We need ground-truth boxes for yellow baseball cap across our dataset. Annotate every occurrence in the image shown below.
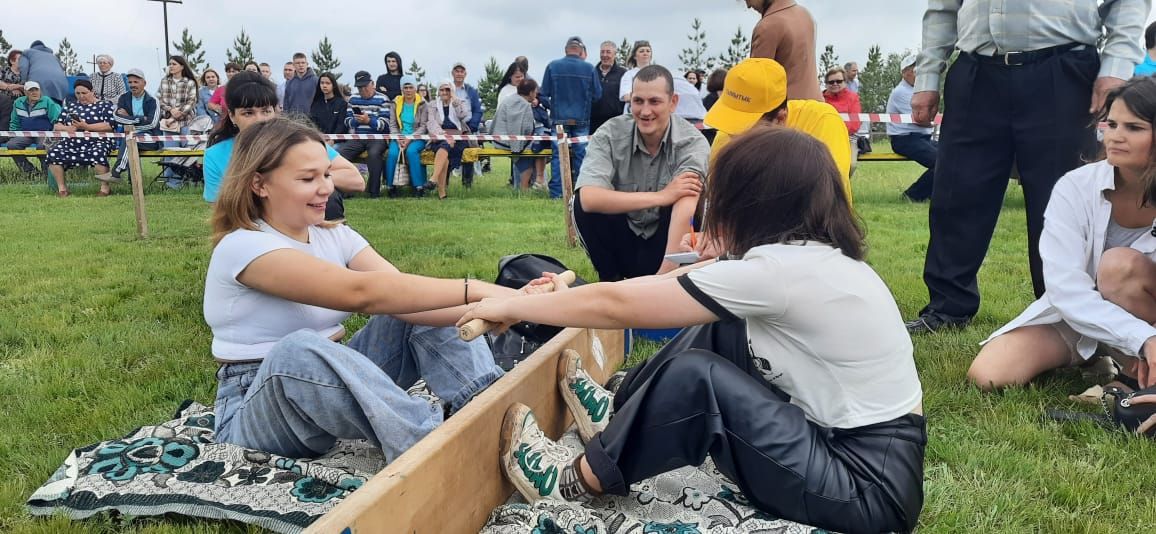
[704,58,788,135]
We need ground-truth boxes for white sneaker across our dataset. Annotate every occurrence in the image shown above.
[558,350,613,443]
[500,403,590,502]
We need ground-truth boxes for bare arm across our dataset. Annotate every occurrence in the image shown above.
[579,171,702,214]
[460,276,719,331]
[329,154,366,193]
[657,195,699,274]
[344,245,518,326]
[237,247,515,316]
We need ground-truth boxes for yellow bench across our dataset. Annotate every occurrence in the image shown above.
[0,149,204,157]
[416,147,553,166]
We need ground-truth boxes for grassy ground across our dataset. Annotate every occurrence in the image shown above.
[1,151,1154,533]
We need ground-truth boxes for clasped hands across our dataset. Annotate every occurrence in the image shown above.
[457,272,571,334]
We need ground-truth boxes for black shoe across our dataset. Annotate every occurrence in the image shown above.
[905,311,971,334]
[413,187,426,198]
[386,187,399,198]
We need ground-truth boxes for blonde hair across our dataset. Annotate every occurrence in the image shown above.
[210,116,340,246]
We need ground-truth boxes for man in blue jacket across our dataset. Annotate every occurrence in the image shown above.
[282,53,318,115]
[450,62,483,187]
[110,68,161,180]
[541,36,602,199]
[7,81,61,175]
[18,41,69,104]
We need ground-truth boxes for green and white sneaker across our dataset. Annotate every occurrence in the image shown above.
[500,403,592,503]
[558,350,614,443]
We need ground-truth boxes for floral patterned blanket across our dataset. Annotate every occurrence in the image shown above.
[29,402,827,533]
[480,432,828,534]
[27,401,385,533]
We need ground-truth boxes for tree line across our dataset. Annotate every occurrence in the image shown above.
[0,23,914,115]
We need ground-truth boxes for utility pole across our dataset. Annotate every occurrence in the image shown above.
[147,0,183,61]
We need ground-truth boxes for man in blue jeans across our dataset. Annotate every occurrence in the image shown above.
[887,54,936,202]
[541,36,602,199]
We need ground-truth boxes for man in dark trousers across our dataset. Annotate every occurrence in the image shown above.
[591,40,626,133]
[906,0,1149,334]
[541,36,602,199]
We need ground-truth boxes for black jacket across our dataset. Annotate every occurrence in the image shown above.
[591,63,627,133]
[310,95,349,135]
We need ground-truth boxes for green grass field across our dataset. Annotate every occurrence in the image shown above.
[1,152,1154,533]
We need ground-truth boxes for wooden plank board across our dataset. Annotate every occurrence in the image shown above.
[307,327,625,534]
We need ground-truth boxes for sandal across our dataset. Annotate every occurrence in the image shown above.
[96,190,111,197]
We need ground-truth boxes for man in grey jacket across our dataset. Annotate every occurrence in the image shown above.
[18,41,68,104]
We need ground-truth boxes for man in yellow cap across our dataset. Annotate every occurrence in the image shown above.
[704,58,852,203]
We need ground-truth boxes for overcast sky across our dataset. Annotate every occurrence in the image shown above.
[6,0,1156,87]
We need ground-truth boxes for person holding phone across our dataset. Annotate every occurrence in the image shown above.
[45,79,116,197]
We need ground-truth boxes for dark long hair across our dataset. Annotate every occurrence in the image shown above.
[167,55,197,85]
[704,125,865,260]
[497,62,527,93]
[206,71,278,147]
[312,72,339,104]
[1098,76,1156,204]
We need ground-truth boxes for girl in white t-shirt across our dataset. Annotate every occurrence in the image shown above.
[461,126,926,533]
[204,117,548,462]
[970,77,1156,397]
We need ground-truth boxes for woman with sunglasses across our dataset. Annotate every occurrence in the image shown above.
[822,66,862,176]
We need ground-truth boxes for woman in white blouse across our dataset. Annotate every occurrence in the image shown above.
[617,40,652,111]
[969,76,1156,391]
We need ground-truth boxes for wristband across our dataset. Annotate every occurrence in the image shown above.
[464,278,469,305]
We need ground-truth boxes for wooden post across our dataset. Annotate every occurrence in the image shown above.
[557,125,577,247]
[124,125,149,239]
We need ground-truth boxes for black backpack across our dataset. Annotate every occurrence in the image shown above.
[486,254,588,370]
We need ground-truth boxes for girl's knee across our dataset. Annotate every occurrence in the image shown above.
[966,357,1006,392]
[265,329,331,367]
[1097,247,1147,294]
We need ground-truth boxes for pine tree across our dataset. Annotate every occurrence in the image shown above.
[0,30,11,70]
[616,38,632,67]
[173,28,206,74]
[408,60,426,86]
[715,26,750,69]
[857,45,889,113]
[477,56,504,118]
[56,38,82,75]
[311,36,341,80]
[225,29,255,66]
[818,44,840,78]
[678,18,715,73]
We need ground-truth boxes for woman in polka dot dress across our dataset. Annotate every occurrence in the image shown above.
[46,79,117,197]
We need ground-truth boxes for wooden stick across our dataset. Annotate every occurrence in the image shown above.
[124,125,149,239]
[558,124,577,247]
[458,270,577,341]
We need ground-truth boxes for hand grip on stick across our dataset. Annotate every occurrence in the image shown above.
[458,270,577,341]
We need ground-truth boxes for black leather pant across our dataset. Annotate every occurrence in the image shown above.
[583,321,927,533]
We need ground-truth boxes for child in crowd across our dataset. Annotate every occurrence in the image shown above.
[202,71,362,219]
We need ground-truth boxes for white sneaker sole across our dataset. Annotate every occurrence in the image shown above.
[500,403,546,503]
[558,350,601,443]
